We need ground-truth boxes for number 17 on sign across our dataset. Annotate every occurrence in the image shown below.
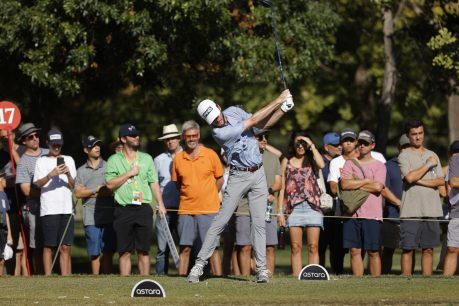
[0,101,21,130]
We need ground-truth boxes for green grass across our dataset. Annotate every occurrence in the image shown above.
[3,210,457,305]
[0,275,458,305]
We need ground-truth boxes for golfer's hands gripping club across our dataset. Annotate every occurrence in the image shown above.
[280,89,294,113]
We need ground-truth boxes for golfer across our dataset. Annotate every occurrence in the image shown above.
[187,89,293,283]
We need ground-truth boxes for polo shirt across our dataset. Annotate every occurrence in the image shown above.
[172,145,223,215]
[212,106,262,168]
[105,151,158,206]
[76,159,114,225]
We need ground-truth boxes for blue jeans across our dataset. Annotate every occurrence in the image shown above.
[155,211,177,275]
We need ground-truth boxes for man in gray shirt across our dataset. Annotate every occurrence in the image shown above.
[443,141,459,276]
[187,89,293,283]
[15,123,48,274]
[398,119,444,276]
[75,136,115,274]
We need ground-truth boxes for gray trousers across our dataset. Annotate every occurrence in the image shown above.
[196,166,268,271]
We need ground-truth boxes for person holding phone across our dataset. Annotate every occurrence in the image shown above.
[33,128,76,276]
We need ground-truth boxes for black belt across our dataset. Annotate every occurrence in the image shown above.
[230,163,263,172]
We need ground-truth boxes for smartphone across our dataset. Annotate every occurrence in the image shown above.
[57,156,65,166]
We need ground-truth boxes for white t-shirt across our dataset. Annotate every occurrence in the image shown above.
[371,151,386,163]
[33,155,76,216]
[327,155,346,183]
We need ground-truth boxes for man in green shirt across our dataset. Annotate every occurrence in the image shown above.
[105,123,166,275]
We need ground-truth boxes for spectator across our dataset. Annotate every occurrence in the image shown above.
[341,130,387,276]
[172,120,223,276]
[443,140,459,276]
[235,128,281,275]
[105,123,166,275]
[15,123,49,275]
[326,128,359,273]
[33,128,76,276]
[399,119,444,276]
[0,129,25,275]
[154,124,182,275]
[381,134,410,274]
[278,130,325,276]
[188,89,292,283]
[75,136,116,274]
[0,171,13,275]
[318,132,342,272]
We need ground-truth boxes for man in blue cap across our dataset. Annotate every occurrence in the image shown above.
[318,132,343,273]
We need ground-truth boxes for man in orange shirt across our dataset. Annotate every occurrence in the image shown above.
[172,120,224,276]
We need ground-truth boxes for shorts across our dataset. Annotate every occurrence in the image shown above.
[287,201,323,229]
[41,214,74,247]
[447,218,459,248]
[85,224,117,257]
[380,221,400,249]
[343,219,382,251]
[235,215,278,246]
[177,214,218,246]
[400,219,440,250]
[113,204,153,253]
[23,210,42,249]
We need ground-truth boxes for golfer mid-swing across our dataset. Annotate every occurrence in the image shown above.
[187,89,293,283]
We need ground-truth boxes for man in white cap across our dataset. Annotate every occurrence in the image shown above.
[34,128,76,276]
[188,89,292,283]
[154,124,182,275]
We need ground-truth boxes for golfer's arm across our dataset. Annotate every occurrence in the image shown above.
[244,98,281,131]
[257,108,285,130]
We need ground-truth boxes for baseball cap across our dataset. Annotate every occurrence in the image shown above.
[82,135,102,148]
[119,123,139,138]
[323,132,340,146]
[197,99,221,125]
[358,130,375,143]
[340,128,357,142]
[47,128,64,145]
[399,134,410,147]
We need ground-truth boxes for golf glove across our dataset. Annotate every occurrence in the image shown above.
[280,96,294,112]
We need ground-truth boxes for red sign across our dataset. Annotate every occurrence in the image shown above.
[0,101,21,130]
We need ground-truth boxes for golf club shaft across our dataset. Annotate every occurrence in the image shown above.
[51,214,74,272]
[269,5,287,89]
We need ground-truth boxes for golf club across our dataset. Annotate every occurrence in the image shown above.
[258,0,287,89]
[51,213,74,273]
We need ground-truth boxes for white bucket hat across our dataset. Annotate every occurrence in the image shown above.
[158,124,181,140]
[197,99,221,125]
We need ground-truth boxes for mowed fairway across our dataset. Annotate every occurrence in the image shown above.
[0,275,458,305]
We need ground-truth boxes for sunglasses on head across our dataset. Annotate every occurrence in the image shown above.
[256,134,269,141]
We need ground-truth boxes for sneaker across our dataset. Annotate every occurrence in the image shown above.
[187,264,204,283]
[256,269,270,283]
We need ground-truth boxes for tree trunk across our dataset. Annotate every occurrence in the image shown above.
[448,81,459,142]
[376,6,397,156]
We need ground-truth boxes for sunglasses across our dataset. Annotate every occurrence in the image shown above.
[184,133,199,140]
[256,134,269,141]
[358,141,372,147]
[295,140,310,149]
[126,134,139,138]
[26,133,39,141]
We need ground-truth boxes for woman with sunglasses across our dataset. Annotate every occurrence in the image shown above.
[278,130,325,276]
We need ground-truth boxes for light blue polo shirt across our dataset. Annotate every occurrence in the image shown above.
[212,106,262,168]
[154,151,180,209]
